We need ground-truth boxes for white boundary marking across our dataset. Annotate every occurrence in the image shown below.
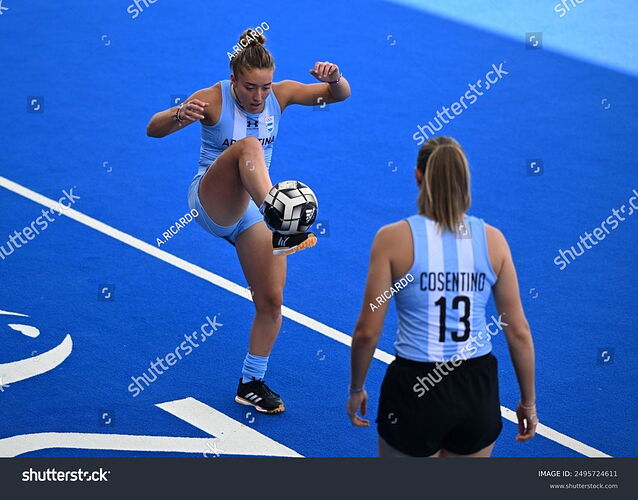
[0,176,611,457]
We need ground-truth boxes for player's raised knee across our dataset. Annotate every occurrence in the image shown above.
[238,136,261,151]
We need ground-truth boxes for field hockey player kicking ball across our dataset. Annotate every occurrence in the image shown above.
[147,28,350,413]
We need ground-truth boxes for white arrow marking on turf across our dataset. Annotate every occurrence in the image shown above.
[0,398,302,457]
[156,397,302,457]
[0,433,232,458]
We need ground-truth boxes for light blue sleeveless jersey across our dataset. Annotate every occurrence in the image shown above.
[394,215,498,362]
[196,79,281,177]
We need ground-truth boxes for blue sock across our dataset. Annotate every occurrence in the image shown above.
[242,353,269,383]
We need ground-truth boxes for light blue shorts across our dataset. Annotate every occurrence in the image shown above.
[187,174,263,246]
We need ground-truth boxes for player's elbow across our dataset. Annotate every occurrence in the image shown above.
[505,318,532,343]
[334,89,351,102]
[146,123,163,138]
[353,323,378,343]
[327,82,351,103]
[146,114,168,138]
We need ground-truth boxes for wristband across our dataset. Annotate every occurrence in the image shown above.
[518,401,536,410]
[328,74,342,84]
[175,102,185,124]
[349,385,364,395]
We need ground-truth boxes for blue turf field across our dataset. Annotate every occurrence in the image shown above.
[1,0,637,457]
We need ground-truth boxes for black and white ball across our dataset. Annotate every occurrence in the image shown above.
[263,180,318,235]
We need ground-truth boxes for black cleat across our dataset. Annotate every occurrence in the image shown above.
[235,378,285,414]
[272,231,317,256]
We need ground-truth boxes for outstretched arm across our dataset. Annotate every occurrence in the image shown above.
[274,61,351,111]
[146,88,216,138]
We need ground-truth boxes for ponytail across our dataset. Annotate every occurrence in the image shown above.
[416,137,471,234]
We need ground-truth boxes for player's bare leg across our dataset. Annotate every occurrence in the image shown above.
[198,136,270,226]
[199,136,316,256]
[233,222,287,414]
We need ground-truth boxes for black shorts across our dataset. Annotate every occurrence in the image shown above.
[376,352,503,457]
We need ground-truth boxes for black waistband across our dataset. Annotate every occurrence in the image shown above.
[393,352,494,369]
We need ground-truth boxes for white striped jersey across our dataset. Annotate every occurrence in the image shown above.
[196,79,281,177]
[393,215,498,362]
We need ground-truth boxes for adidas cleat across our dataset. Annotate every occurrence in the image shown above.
[272,231,317,256]
[235,378,285,414]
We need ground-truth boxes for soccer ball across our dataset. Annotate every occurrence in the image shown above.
[262,180,318,235]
